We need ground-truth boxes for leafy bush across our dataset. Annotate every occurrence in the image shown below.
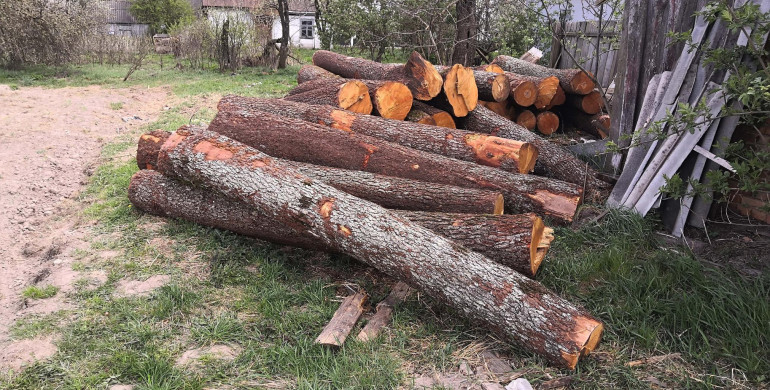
[0,0,106,69]
[130,0,195,34]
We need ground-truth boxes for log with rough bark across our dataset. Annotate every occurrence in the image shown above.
[209,101,580,222]
[475,64,505,74]
[289,78,413,120]
[480,100,515,120]
[137,131,505,214]
[312,50,443,101]
[516,109,537,131]
[492,55,595,95]
[316,292,367,347]
[460,105,611,201]
[505,73,538,107]
[297,64,341,84]
[406,101,457,128]
[434,64,479,117]
[284,80,372,114]
[397,211,554,276]
[560,107,610,139]
[129,169,549,273]
[464,69,510,102]
[357,282,413,342]
[217,96,538,175]
[565,90,603,115]
[152,128,603,368]
[536,111,560,136]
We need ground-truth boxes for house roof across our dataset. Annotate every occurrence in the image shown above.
[288,0,315,13]
[201,0,264,8]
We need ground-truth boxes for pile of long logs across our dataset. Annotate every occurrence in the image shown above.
[128,51,612,369]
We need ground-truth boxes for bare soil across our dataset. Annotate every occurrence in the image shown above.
[0,84,172,370]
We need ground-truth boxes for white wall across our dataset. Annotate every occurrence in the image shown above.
[272,14,320,49]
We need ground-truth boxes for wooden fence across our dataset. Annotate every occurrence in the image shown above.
[550,21,620,89]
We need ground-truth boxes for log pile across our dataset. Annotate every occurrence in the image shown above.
[127,51,613,369]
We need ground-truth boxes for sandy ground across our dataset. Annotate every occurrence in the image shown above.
[0,84,172,370]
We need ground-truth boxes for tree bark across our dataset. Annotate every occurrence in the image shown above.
[217,96,538,175]
[451,0,477,66]
[460,104,611,201]
[565,90,603,115]
[208,102,580,223]
[151,128,603,368]
[433,64,479,117]
[297,64,341,84]
[276,0,290,69]
[357,282,412,342]
[284,80,373,114]
[396,211,554,277]
[289,78,413,120]
[316,292,367,347]
[137,131,504,215]
[492,55,595,95]
[312,50,443,101]
[129,169,545,273]
[407,101,456,128]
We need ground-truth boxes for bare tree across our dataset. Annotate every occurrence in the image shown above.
[452,0,477,66]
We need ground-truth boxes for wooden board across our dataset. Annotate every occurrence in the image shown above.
[315,292,368,347]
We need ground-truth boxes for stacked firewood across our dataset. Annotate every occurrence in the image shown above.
[127,50,613,369]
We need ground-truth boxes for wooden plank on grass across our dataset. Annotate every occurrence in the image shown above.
[315,292,368,347]
[356,282,413,342]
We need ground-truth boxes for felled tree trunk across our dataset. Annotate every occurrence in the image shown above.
[460,105,611,201]
[476,64,504,74]
[136,131,505,215]
[434,64,479,117]
[511,73,560,109]
[560,108,610,139]
[297,64,341,84]
[129,170,545,274]
[312,50,443,101]
[536,111,560,136]
[152,128,603,369]
[406,101,457,128]
[284,80,372,114]
[546,84,566,109]
[397,211,554,277]
[493,55,595,95]
[480,100,515,120]
[515,109,537,131]
[565,90,603,115]
[217,96,538,175]
[208,102,580,223]
[289,78,413,120]
[453,69,510,102]
[505,73,538,107]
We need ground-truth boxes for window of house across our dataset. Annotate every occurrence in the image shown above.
[300,19,313,39]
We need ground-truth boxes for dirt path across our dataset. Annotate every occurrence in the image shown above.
[0,84,172,370]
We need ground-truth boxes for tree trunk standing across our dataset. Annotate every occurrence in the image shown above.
[313,0,331,50]
[276,0,290,69]
[152,128,603,369]
[451,0,477,66]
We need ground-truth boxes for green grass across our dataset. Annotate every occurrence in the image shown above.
[22,285,59,300]
[109,101,124,110]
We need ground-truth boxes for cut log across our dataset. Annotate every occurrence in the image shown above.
[492,55,595,95]
[285,80,372,114]
[129,169,538,271]
[506,73,559,109]
[480,100,515,120]
[406,101,456,128]
[560,107,609,139]
[137,130,170,170]
[434,64,479,117]
[515,109,537,131]
[476,64,505,74]
[289,78,413,120]
[505,73,539,107]
[312,50,443,101]
[548,84,566,108]
[536,111,560,136]
[520,47,544,63]
[467,69,510,102]
[460,104,611,201]
[217,96,539,175]
[566,90,603,115]
[316,292,368,347]
[153,128,603,368]
[357,282,413,342]
[209,100,580,222]
[136,131,505,215]
[397,211,554,277]
[297,64,341,84]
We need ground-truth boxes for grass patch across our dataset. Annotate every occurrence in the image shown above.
[109,101,124,110]
[22,285,59,299]
[10,311,69,340]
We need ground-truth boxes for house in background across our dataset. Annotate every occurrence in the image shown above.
[270,0,319,49]
[105,0,149,36]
